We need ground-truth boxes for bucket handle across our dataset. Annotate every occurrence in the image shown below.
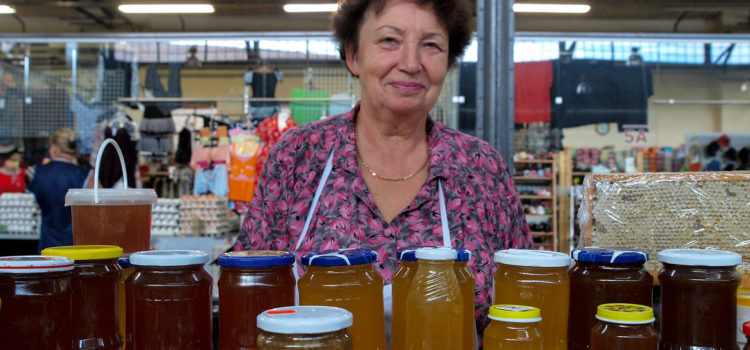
[94,138,128,204]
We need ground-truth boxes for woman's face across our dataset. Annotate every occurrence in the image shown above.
[346,0,449,117]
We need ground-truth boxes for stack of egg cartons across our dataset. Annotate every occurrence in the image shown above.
[0,193,41,236]
[151,198,180,236]
[178,194,231,237]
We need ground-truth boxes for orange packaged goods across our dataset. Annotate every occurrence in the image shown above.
[257,306,353,349]
[658,249,742,349]
[391,248,419,350]
[568,247,653,350]
[218,251,296,350]
[0,256,74,350]
[493,249,571,350]
[298,249,386,350]
[118,256,134,350]
[66,188,157,254]
[483,304,543,349]
[454,248,476,350]
[42,245,124,350]
[404,247,463,350]
[590,303,659,349]
[125,250,213,350]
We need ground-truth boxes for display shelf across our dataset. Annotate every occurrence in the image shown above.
[531,231,554,237]
[0,233,40,240]
[519,195,553,200]
[514,176,554,181]
[514,155,558,252]
[515,159,554,164]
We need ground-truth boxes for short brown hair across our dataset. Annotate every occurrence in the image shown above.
[332,0,473,69]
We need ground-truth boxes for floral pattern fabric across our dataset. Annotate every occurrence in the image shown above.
[236,105,533,331]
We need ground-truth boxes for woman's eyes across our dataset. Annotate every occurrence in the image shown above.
[425,42,443,51]
[377,37,445,52]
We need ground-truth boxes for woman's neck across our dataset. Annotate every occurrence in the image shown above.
[357,102,428,150]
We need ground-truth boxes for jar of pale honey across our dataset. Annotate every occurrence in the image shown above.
[483,304,542,349]
[298,249,386,350]
[494,249,570,350]
[257,306,353,349]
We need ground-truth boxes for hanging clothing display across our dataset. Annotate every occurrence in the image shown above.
[550,60,653,130]
[144,63,183,115]
[514,61,553,124]
[194,165,229,197]
[227,137,261,203]
[246,68,283,121]
[289,88,330,125]
[174,127,193,165]
[139,105,176,155]
[190,137,231,196]
[98,127,138,188]
[256,114,298,174]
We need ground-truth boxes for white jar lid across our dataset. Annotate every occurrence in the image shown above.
[257,306,353,334]
[0,255,74,274]
[65,188,157,206]
[494,249,571,267]
[130,250,209,266]
[415,247,457,261]
[658,249,742,267]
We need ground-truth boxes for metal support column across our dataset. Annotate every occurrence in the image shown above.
[476,0,515,167]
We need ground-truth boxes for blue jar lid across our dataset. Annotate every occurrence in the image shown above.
[572,247,649,264]
[218,251,295,268]
[118,256,132,268]
[455,248,472,262]
[397,247,420,262]
[301,249,377,267]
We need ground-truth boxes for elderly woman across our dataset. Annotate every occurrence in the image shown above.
[235,0,532,337]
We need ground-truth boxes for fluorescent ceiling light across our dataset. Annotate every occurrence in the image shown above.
[513,3,591,14]
[0,5,16,14]
[118,4,215,14]
[283,3,339,13]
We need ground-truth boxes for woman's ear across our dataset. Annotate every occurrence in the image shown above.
[344,44,360,78]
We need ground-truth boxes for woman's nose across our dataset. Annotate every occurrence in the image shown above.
[398,44,421,75]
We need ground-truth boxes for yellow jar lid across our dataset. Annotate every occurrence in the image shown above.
[738,289,750,307]
[596,303,654,324]
[488,304,542,323]
[42,245,123,261]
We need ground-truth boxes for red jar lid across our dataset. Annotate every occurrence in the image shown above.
[744,321,750,336]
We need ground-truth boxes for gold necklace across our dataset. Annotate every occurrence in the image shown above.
[355,123,430,182]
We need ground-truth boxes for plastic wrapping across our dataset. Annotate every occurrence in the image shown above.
[577,171,750,275]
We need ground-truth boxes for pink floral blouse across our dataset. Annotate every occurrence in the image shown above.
[235,105,533,330]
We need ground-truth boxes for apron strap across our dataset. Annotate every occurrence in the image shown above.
[294,151,335,253]
[438,179,451,248]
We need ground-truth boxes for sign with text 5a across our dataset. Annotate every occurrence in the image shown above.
[623,124,648,148]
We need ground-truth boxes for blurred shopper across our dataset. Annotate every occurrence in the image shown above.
[28,128,92,252]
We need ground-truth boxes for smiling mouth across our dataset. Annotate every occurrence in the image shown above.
[391,82,425,92]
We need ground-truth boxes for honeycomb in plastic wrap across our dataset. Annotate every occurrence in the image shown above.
[578,172,750,275]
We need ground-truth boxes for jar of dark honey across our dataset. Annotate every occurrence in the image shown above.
[125,250,213,350]
[42,245,123,350]
[218,250,295,350]
[590,303,658,349]
[659,248,742,349]
[0,255,74,349]
[568,247,653,350]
